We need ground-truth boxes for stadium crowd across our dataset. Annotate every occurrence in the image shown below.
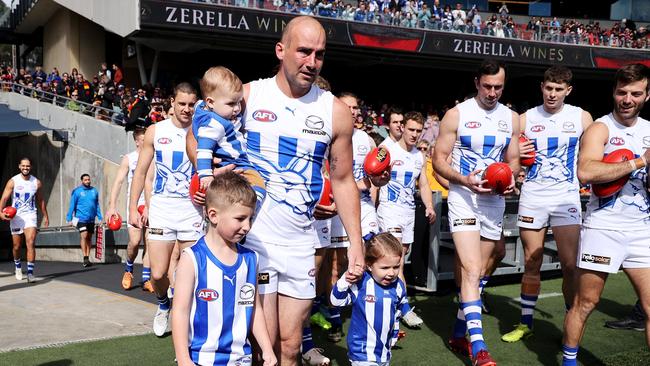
[187,0,650,48]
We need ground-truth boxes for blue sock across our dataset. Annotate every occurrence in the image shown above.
[562,344,579,366]
[125,259,134,273]
[452,305,467,338]
[330,306,342,328]
[462,299,487,358]
[401,300,412,315]
[479,276,490,294]
[521,293,538,329]
[27,262,34,275]
[157,295,170,311]
[14,259,21,269]
[142,267,151,282]
[311,295,322,316]
[302,327,315,353]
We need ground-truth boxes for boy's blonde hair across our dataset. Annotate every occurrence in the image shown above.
[206,171,257,211]
[200,66,243,99]
[364,233,402,267]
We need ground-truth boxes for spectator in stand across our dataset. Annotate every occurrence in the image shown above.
[46,68,61,84]
[112,64,123,86]
[492,21,506,38]
[32,66,46,83]
[125,88,150,130]
[341,3,355,20]
[498,2,509,19]
[75,74,93,103]
[420,112,439,144]
[354,2,368,22]
[451,3,466,26]
[64,91,84,112]
[298,0,312,15]
[441,5,453,30]
[71,67,79,81]
[98,62,112,82]
[431,0,442,29]
[14,68,26,84]
[417,3,430,29]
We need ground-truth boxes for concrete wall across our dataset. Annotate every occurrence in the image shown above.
[43,8,106,79]
[54,0,139,38]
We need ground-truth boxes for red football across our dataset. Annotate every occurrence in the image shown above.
[2,206,16,219]
[364,147,391,176]
[592,148,635,198]
[189,173,206,205]
[520,135,535,167]
[108,214,122,231]
[319,161,332,206]
[482,162,513,195]
[137,205,145,215]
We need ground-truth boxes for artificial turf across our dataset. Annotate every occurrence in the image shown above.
[1,273,647,366]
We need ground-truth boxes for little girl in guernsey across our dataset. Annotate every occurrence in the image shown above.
[330,232,408,366]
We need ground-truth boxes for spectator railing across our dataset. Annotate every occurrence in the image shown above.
[0,82,127,126]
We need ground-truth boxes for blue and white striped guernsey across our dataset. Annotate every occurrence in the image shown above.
[330,272,407,363]
[185,237,258,366]
[193,100,252,179]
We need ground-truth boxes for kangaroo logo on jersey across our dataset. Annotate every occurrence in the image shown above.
[238,283,255,306]
[157,137,172,144]
[365,295,376,303]
[196,288,219,302]
[154,159,192,196]
[531,125,545,133]
[610,137,625,146]
[253,110,277,122]
[465,121,481,129]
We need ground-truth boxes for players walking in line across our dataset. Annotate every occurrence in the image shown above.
[377,111,436,329]
[172,172,276,366]
[129,83,204,337]
[105,128,154,292]
[0,157,49,282]
[502,66,594,342]
[240,16,364,365]
[562,64,650,365]
[330,232,408,366]
[433,60,520,366]
[66,173,102,268]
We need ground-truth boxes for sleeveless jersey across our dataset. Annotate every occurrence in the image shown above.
[379,142,423,212]
[152,119,194,199]
[185,238,257,366]
[127,150,145,205]
[520,104,583,202]
[583,113,650,230]
[12,174,37,215]
[380,135,397,148]
[353,129,374,205]
[242,77,334,246]
[449,98,513,207]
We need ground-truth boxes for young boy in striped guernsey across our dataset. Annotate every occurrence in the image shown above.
[331,233,408,366]
[171,172,276,366]
[193,66,266,211]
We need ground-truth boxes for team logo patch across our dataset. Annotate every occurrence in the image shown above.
[305,115,325,130]
[393,160,404,166]
[365,295,376,303]
[148,227,163,235]
[308,268,316,277]
[157,137,172,144]
[252,109,277,122]
[531,125,545,133]
[238,283,255,305]
[518,215,534,223]
[258,272,270,284]
[643,136,650,147]
[581,253,611,265]
[321,227,329,234]
[196,288,219,302]
[609,137,625,146]
[465,121,481,129]
[453,218,476,227]
[568,207,578,213]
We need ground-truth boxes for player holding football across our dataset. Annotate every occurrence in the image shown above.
[502,66,593,342]
[562,64,650,365]
[433,60,519,366]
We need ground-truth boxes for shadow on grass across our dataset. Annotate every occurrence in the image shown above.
[37,361,73,366]
[0,268,96,292]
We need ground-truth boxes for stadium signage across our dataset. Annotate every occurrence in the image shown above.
[452,38,565,63]
[164,6,249,30]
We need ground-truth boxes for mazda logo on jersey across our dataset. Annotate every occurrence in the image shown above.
[238,283,255,306]
[609,137,625,146]
[252,110,277,122]
[358,145,369,154]
[563,121,575,131]
[643,136,650,147]
[531,125,545,133]
[157,137,172,144]
[465,121,481,129]
[498,120,508,130]
[196,288,219,302]
[305,115,325,130]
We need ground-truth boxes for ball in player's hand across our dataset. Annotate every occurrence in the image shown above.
[319,160,332,206]
[2,206,16,219]
[592,148,635,198]
[363,147,391,176]
[189,173,206,205]
[482,162,513,195]
[108,214,122,231]
[520,135,535,167]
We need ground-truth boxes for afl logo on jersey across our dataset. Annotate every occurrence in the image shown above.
[393,160,404,166]
[365,295,376,303]
[610,137,625,146]
[465,121,481,129]
[157,137,172,145]
[196,288,219,302]
[531,125,545,133]
[252,110,277,122]
[568,207,578,213]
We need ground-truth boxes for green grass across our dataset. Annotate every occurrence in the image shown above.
[1,273,647,366]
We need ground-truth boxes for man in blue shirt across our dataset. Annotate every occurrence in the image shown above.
[66,174,103,267]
